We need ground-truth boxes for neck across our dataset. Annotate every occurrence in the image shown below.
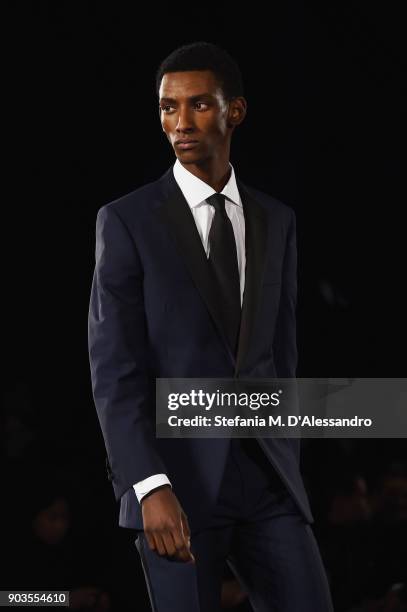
[178,155,231,193]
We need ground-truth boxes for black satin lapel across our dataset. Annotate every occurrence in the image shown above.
[235,182,268,375]
[155,175,236,366]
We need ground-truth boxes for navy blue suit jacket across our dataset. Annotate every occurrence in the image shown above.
[88,165,313,531]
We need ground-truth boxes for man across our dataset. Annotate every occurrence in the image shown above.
[88,42,333,611]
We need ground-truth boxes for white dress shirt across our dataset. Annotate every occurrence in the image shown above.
[133,159,246,502]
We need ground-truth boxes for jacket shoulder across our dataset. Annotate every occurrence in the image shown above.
[242,183,295,223]
[97,177,162,223]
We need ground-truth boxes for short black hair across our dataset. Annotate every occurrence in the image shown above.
[155,41,244,100]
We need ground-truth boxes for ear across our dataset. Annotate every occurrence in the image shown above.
[227,97,247,128]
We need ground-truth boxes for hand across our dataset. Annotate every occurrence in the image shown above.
[141,486,195,563]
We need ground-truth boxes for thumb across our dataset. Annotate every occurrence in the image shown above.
[181,510,191,540]
[181,513,195,563]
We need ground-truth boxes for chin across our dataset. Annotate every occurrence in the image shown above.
[175,151,206,165]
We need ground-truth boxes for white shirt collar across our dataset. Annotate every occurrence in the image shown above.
[173,158,241,210]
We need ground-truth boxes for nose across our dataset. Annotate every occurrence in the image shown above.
[176,106,194,134]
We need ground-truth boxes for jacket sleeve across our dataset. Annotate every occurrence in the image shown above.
[272,208,300,461]
[88,204,167,501]
[272,207,298,378]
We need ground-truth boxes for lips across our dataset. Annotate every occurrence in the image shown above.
[175,139,198,144]
[175,140,199,149]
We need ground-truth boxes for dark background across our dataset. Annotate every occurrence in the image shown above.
[3,3,406,611]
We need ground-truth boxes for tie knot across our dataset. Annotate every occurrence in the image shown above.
[207,193,226,214]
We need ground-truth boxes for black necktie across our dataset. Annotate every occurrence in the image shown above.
[207,193,241,355]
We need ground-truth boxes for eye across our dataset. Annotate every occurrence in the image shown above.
[160,104,175,113]
[194,102,208,111]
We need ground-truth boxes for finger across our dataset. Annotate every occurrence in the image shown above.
[144,531,156,552]
[175,541,194,562]
[181,511,191,539]
[172,532,190,561]
[154,533,167,556]
[172,527,195,563]
[161,529,177,557]
[180,515,193,558]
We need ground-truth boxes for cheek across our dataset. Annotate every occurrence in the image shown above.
[205,116,228,138]
[160,117,171,134]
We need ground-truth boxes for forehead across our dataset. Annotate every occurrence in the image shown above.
[159,70,222,99]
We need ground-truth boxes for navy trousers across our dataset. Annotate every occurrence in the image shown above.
[135,439,334,611]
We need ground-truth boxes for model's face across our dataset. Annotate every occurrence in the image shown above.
[159,70,240,165]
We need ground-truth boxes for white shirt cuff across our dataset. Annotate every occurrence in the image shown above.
[133,474,172,503]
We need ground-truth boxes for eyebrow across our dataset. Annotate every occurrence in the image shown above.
[159,93,213,103]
